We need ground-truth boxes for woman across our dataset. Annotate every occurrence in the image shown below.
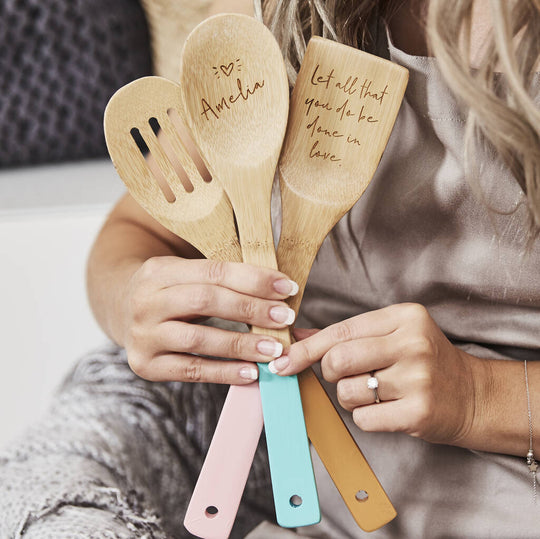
[2,0,539,537]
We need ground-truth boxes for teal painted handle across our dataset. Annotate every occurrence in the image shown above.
[258,363,320,528]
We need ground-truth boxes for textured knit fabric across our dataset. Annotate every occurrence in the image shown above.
[0,343,274,538]
[0,0,152,167]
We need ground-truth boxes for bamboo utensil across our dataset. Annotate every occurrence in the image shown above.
[277,36,410,311]
[179,13,319,528]
[276,36,409,531]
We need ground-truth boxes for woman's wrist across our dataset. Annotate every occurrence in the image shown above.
[88,256,146,347]
[107,258,148,346]
[452,353,531,457]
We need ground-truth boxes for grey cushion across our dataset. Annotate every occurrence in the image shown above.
[0,0,152,167]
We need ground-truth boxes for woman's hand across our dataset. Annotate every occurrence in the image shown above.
[270,303,487,446]
[120,256,298,385]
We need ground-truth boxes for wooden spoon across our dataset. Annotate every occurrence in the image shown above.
[103,76,241,262]
[179,14,319,529]
[276,36,409,531]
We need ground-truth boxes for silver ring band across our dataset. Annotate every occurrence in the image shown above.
[367,371,381,404]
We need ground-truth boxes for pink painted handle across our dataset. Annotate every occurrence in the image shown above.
[184,382,263,539]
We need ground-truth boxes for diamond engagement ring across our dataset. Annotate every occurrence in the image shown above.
[367,372,381,403]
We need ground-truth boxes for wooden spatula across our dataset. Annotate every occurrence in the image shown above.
[277,37,408,311]
[276,36,409,532]
[179,13,319,529]
[103,76,241,262]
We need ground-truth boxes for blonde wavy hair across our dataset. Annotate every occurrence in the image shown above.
[255,0,540,231]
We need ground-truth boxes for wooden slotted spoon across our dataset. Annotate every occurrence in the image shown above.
[179,13,319,528]
[276,36,409,531]
[104,75,266,539]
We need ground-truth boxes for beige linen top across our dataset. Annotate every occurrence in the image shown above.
[255,36,540,538]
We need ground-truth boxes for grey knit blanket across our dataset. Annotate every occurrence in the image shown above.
[0,343,273,538]
[0,0,152,167]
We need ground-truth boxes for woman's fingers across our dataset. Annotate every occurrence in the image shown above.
[336,364,405,411]
[351,400,413,434]
[155,321,284,362]
[121,255,302,384]
[268,306,403,375]
[128,351,260,385]
[157,284,296,329]
[139,256,299,299]
[266,302,478,446]
[320,336,397,383]
[269,303,434,375]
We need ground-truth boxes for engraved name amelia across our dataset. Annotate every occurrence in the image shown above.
[200,78,265,120]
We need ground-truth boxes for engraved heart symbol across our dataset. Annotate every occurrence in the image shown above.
[220,63,234,77]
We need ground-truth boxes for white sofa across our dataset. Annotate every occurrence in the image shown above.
[0,159,125,448]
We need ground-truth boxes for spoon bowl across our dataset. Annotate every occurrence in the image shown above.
[180,13,289,263]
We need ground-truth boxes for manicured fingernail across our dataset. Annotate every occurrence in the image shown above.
[256,340,283,358]
[273,279,299,296]
[269,306,296,325]
[239,366,259,380]
[268,355,290,374]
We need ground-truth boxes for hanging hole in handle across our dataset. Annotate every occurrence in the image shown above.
[205,506,219,519]
[355,490,369,502]
[289,495,303,508]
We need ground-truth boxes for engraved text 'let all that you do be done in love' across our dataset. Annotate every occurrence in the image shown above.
[304,64,390,166]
